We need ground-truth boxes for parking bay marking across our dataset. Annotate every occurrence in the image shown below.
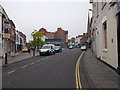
[29,63,35,65]
[8,70,16,74]
[21,65,28,69]
[37,60,41,62]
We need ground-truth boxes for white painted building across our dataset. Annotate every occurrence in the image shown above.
[75,36,82,45]
[16,30,21,52]
[0,5,3,57]
[42,36,48,42]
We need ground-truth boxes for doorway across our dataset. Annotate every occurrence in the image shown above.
[117,13,120,72]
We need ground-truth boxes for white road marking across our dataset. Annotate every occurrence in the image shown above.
[29,63,35,65]
[49,56,51,57]
[41,58,45,60]
[21,65,28,68]
[8,70,16,74]
[37,60,41,62]
[46,57,48,58]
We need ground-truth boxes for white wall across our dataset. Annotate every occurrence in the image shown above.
[94,7,118,69]
[75,37,81,45]
[0,12,3,57]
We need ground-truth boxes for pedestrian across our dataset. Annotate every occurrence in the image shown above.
[28,48,30,54]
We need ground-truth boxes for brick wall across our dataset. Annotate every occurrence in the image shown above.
[54,28,68,42]
[39,28,68,43]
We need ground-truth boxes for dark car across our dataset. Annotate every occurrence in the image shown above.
[54,46,62,53]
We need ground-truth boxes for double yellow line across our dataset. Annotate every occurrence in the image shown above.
[76,51,85,90]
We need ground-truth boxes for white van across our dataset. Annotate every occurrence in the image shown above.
[39,44,56,55]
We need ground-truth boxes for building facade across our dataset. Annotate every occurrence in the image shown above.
[9,20,16,56]
[0,5,27,57]
[0,5,3,57]
[80,33,89,46]
[75,35,82,46]
[39,27,68,43]
[2,6,11,57]
[90,1,120,72]
[54,28,68,43]
[18,31,26,51]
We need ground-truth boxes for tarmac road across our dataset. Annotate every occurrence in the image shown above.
[2,48,83,88]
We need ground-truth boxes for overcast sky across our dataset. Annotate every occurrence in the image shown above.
[1,0,92,42]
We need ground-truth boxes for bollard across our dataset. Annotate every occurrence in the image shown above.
[33,49,35,56]
[5,53,7,64]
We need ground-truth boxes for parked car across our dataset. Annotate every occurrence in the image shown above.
[81,46,87,51]
[69,45,73,49]
[54,46,62,53]
[22,47,29,52]
[39,44,56,56]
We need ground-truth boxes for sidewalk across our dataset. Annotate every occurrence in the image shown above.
[2,51,39,66]
[81,49,120,88]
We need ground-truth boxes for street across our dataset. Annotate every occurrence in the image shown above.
[2,48,82,88]
[1,1,120,89]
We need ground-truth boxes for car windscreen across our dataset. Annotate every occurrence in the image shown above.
[23,48,28,49]
[41,46,51,49]
[54,46,60,49]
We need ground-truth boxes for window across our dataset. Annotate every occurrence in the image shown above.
[4,28,9,33]
[103,21,107,49]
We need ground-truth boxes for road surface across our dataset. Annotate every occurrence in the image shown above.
[3,48,83,88]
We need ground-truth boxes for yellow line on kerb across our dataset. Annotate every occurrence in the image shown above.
[76,51,85,90]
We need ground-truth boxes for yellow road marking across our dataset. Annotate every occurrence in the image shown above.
[76,51,85,90]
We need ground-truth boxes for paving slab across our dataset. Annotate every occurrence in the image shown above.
[80,49,120,89]
[2,51,39,66]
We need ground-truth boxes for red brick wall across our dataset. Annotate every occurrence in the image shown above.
[38,28,68,42]
[46,32,55,39]
[39,28,47,35]
[80,38,88,46]
[54,28,68,42]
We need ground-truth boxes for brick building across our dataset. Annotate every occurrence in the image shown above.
[39,27,68,43]
[68,37,75,46]
[54,28,68,43]
[80,33,89,46]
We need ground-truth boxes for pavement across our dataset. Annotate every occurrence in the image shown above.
[80,49,120,89]
[1,50,39,67]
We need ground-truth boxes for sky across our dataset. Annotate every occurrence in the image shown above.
[0,0,92,42]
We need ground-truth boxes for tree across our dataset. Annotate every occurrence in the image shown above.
[31,30,46,47]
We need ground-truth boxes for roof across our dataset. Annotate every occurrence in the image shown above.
[45,39,64,42]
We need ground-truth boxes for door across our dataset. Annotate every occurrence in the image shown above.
[117,13,120,71]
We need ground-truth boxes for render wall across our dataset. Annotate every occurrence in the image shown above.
[94,4,118,68]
